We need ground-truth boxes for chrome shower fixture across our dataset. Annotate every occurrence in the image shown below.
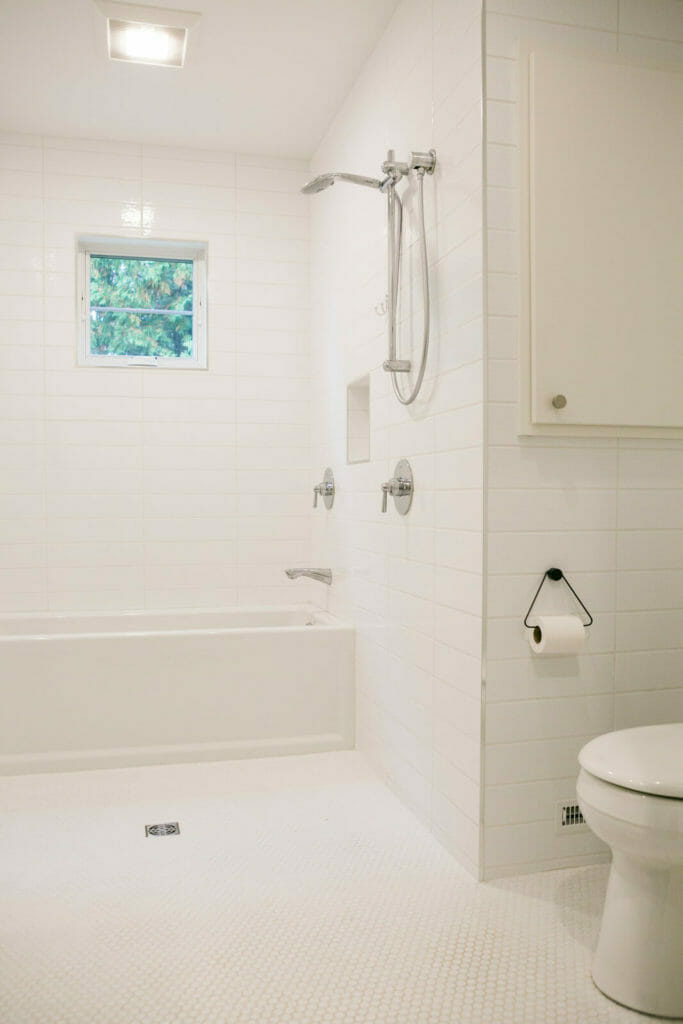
[381,150,436,181]
[313,467,335,509]
[301,172,384,193]
[381,459,414,515]
[302,149,436,405]
[285,568,333,586]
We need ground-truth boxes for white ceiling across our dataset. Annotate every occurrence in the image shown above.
[0,0,399,158]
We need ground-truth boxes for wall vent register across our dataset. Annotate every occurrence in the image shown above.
[556,803,586,833]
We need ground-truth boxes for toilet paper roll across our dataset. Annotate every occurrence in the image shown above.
[529,615,586,655]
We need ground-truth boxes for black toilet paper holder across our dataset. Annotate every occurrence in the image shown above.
[523,568,593,629]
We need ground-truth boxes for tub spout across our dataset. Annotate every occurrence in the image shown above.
[285,568,332,585]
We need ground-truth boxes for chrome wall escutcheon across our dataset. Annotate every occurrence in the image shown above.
[380,458,413,515]
[409,150,437,174]
[313,467,335,509]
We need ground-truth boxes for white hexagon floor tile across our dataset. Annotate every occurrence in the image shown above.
[0,751,675,1024]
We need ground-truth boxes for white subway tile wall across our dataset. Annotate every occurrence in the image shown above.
[2,0,681,886]
[0,135,313,611]
[309,0,485,877]
[483,0,683,877]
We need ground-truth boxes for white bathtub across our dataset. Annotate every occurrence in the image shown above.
[0,605,354,775]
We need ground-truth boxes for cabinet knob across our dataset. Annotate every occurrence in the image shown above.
[552,394,567,409]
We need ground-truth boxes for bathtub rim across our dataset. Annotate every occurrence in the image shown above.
[0,604,346,642]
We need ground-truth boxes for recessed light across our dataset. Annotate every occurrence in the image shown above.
[108,18,186,66]
[123,24,171,61]
[96,1,200,68]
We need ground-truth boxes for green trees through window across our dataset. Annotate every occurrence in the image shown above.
[89,255,194,359]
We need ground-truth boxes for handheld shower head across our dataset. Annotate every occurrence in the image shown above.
[301,171,384,195]
[302,174,336,194]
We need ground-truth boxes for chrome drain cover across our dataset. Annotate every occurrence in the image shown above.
[145,822,180,837]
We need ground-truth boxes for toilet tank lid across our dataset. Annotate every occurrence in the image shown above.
[579,724,683,798]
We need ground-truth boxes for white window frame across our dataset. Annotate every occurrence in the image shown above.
[77,236,207,369]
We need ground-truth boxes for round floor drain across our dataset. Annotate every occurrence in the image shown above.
[145,822,180,837]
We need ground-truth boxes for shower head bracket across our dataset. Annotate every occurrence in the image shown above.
[410,150,437,175]
[382,150,436,181]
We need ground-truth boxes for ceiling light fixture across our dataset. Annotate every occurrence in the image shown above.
[96,1,201,68]
[123,24,172,61]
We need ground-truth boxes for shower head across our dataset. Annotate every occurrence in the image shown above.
[301,171,384,195]
[302,173,336,194]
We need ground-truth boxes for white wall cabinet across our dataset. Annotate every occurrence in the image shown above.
[520,50,683,436]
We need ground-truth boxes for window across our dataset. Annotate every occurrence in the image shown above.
[77,237,206,368]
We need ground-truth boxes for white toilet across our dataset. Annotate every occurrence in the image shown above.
[577,724,683,1018]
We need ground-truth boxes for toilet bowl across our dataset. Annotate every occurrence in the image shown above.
[577,724,683,1019]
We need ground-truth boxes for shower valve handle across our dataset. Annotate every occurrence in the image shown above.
[381,460,414,516]
[381,476,412,513]
[313,469,336,510]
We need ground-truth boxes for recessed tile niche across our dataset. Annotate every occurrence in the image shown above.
[347,376,370,464]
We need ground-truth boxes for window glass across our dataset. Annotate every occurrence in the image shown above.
[89,255,194,360]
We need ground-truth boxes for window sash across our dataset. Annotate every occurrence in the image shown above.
[91,306,194,317]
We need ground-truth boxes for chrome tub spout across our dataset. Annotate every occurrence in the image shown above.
[285,568,332,585]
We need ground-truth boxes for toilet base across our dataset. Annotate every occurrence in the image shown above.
[592,853,683,1018]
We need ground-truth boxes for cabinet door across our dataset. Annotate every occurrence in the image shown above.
[527,51,683,430]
